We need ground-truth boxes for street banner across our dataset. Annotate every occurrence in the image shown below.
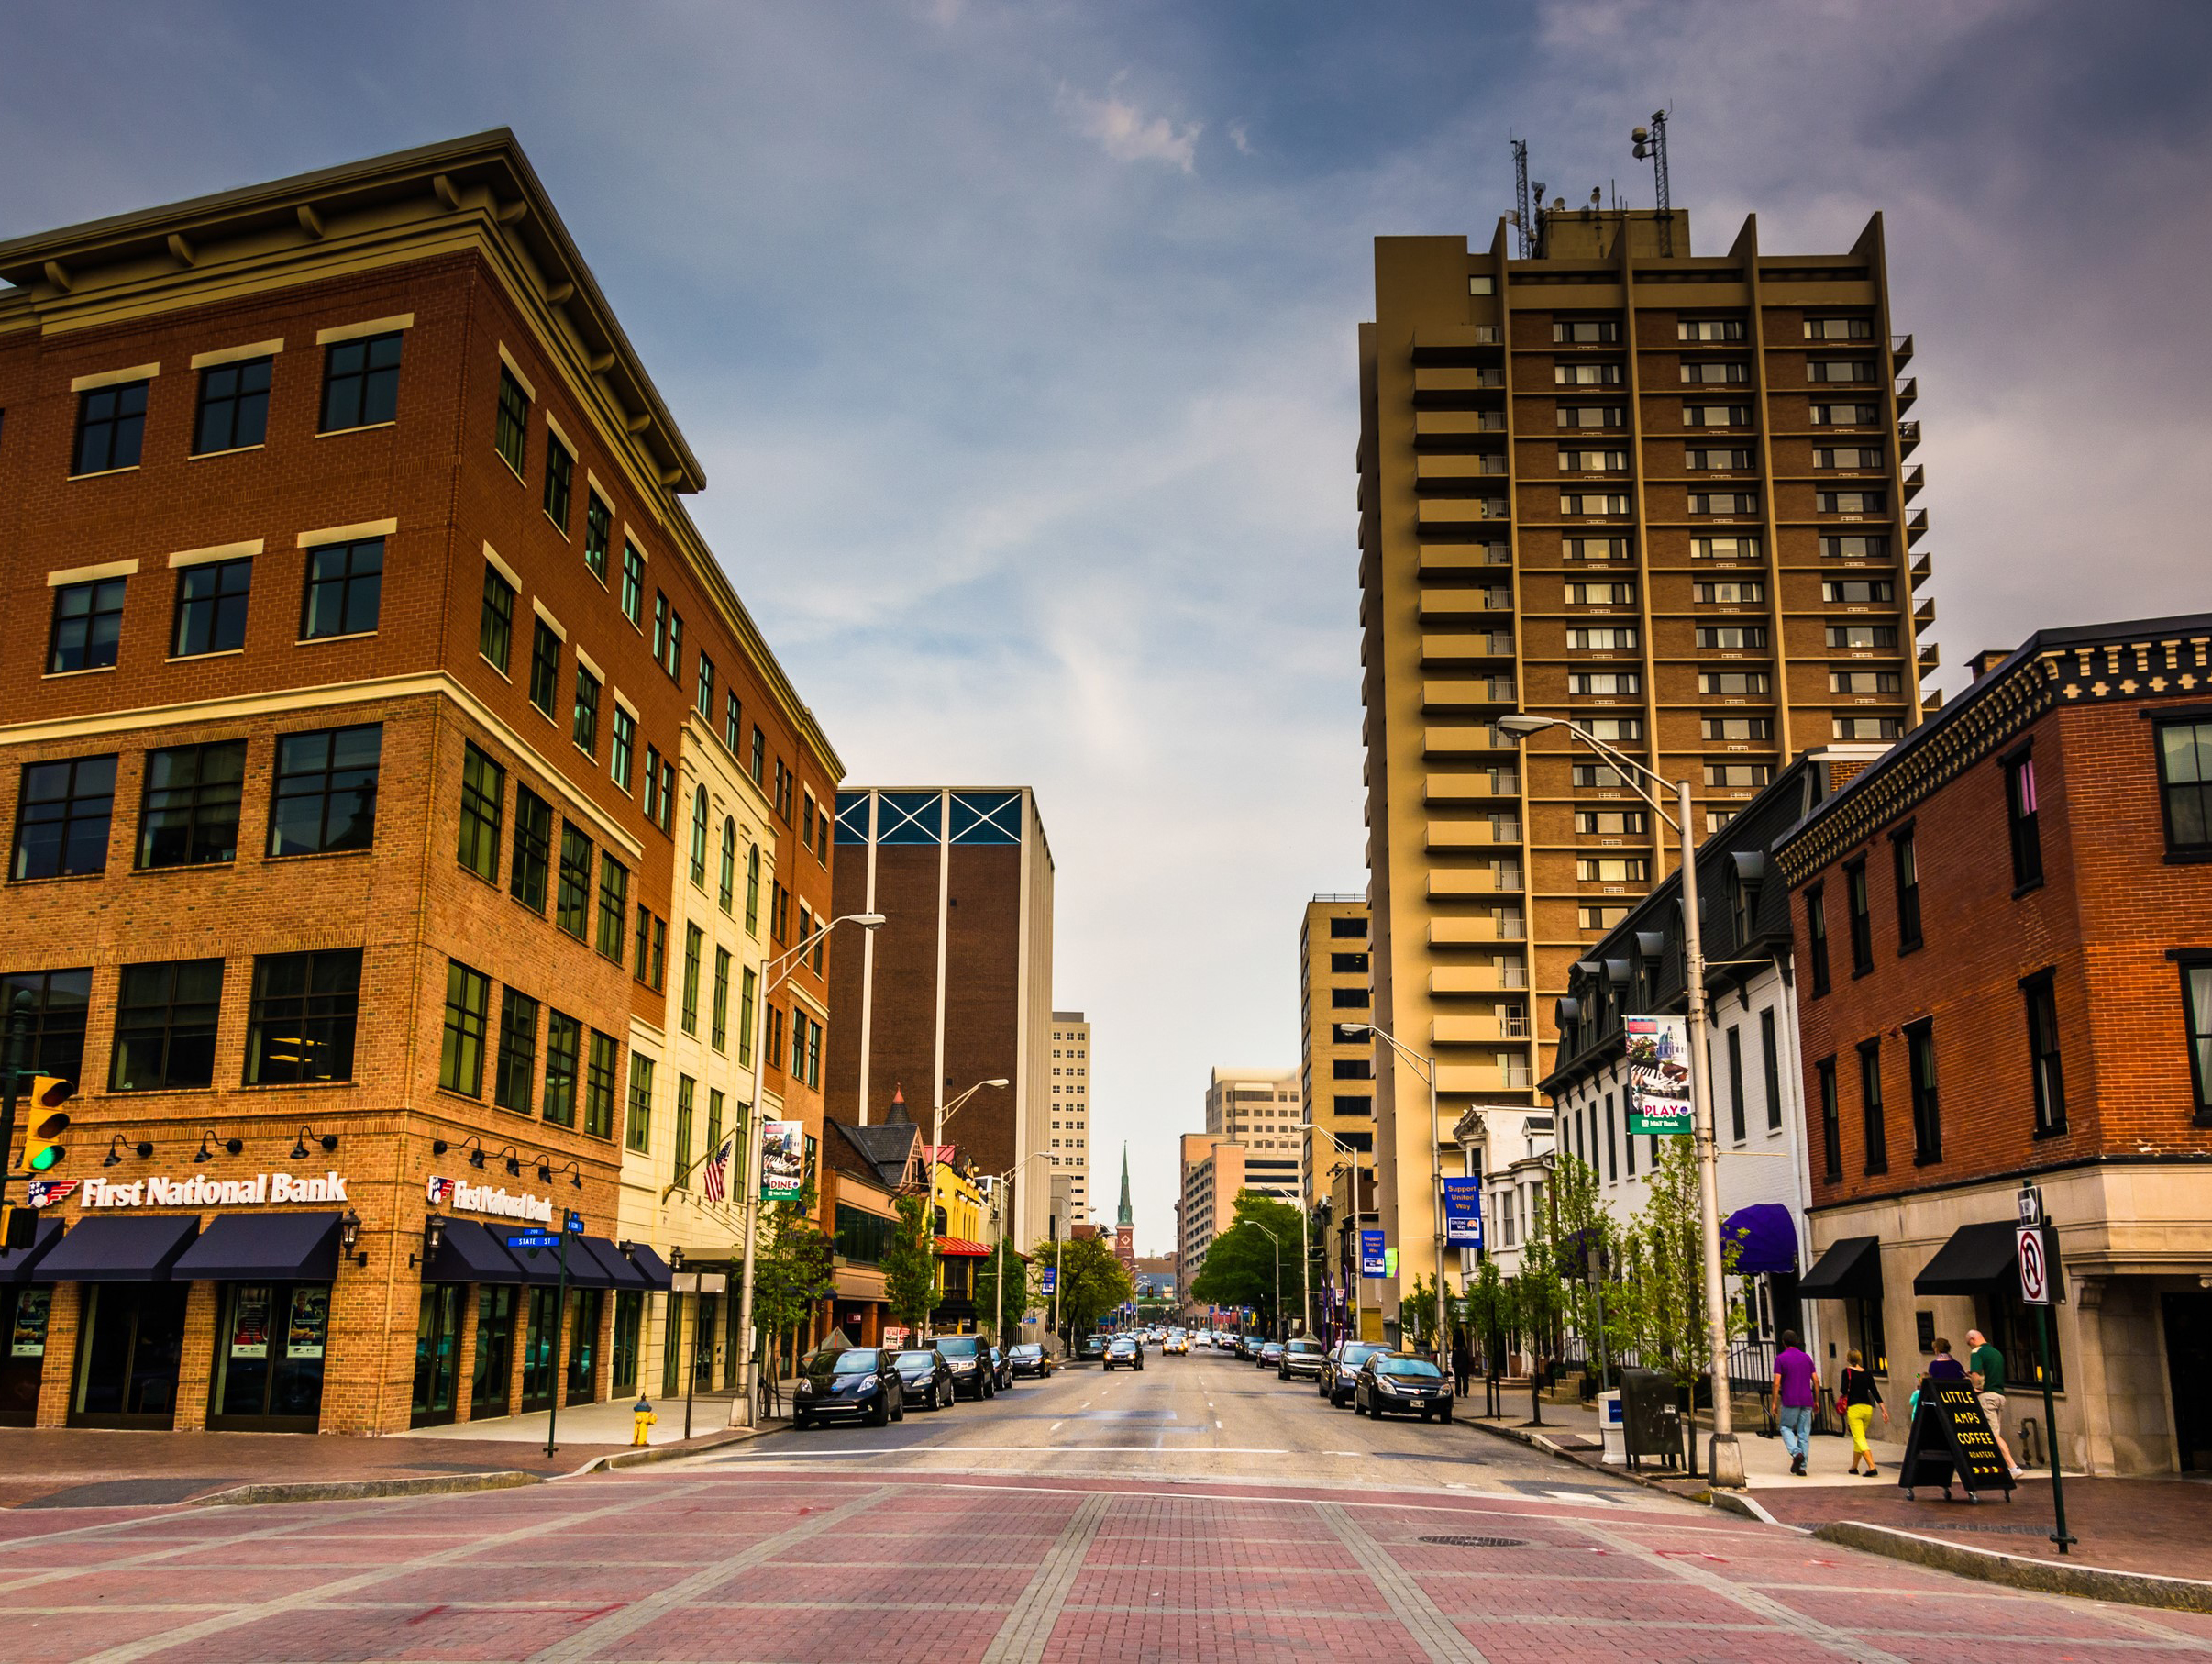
[1041,1266,1057,1295]
[1359,1229,1387,1278]
[759,1120,806,1201]
[1442,1178,1484,1247]
[1625,1015,1694,1136]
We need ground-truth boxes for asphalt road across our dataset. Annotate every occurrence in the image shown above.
[1,1348,2205,1663]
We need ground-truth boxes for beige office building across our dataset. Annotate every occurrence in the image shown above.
[1299,896,1374,1207]
[1048,1011,1092,1225]
[1359,205,1930,1326]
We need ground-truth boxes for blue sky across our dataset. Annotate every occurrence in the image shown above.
[7,1,2209,1246]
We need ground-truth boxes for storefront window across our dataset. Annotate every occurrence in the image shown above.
[521,1286,559,1414]
[2,1287,51,1425]
[209,1281,328,1428]
[612,1291,641,1394]
[1848,1293,1888,1377]
[1979,1287,2062,1391]
[694,1294,719,1391]
[72,1285,187,1427]
[413,1285,459,1426]
[660,1292,683,1395]
[568,1289,603,1404]
[472,1286,515,1418]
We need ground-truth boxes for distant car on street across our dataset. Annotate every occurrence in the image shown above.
[1076,1333,1109,1363]
[1277,1337,1326,1381]
[1233,1333,1259,1359]
[1256,1341,1284,1370]
[1320,1341,1390,1407]
[791,1346,904,1430]
[1354,1351,1454,1422]
[891,1348,957,1412]
[1163,1331,1189,1355]
[988,1344,1012,1389]
[1007,1343,1052,1379]
[934,1334,997,1401]
[1102,1334,1145,1371]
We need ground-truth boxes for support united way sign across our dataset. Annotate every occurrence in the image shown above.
[1442,1179,1484,1247]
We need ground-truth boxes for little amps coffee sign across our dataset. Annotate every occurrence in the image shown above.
[67,1172,351,1209]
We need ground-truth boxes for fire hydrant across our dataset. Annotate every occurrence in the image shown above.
[632,1396,657,1447]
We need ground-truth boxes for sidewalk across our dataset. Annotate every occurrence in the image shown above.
[1452,1387,2212,1596]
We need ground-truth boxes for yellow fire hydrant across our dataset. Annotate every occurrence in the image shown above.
[632,1397,657,1447]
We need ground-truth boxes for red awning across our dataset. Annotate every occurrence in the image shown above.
[935,1237,991,1257]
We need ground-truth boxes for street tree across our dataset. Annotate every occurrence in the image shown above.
[1031,1232,1133,1347]
[750,1180,836,1392]
[973,1237,1035,1339]
[882,1193,939,1337]
[1189,1190,1303,1336]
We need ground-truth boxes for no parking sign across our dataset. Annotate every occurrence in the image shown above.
[2017,1223,2050,1304]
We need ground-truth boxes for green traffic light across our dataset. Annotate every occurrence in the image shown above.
[28,1146,62,1171]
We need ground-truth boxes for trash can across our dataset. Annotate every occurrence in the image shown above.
[1598,1390,1625,1465]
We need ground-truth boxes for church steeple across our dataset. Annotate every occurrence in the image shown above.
[1116,1144,1134,1228]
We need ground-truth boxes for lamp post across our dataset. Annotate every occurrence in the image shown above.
[733,910,886,1428]
[990,1150,1052,1341]
[924,1078,1008,1342]
[1496,711,1742,1488]
[1301,1122,1366,1347]
[1343,1023,1444,1359]
[1250,1224,1284,1341]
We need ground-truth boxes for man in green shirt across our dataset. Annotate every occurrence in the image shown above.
[1965,1328,2022,1477]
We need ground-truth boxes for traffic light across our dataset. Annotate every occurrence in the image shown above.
[2,1205,32,1252]
[20,1075,72,1174]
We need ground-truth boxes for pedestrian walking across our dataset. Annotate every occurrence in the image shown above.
[1773,1330,1819,1477]
[1838,1349,1888,1476]
[1926,1337,1968,1381]
[1965,1328,2024,1478]
[1451,1329,1474,1398]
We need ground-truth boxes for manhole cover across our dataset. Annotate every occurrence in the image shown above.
[1417,1535,1526,1548]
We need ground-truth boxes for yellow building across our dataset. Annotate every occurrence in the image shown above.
[1299,896,1373,1207]
[928,1157,994,1336]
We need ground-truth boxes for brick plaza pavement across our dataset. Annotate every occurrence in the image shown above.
[2,1468,2209,1663]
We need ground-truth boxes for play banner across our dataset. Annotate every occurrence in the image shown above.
[1625,1015,1694,1136]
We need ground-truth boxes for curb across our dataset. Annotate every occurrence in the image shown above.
[1812,1521,2212,1615]
[1454,1413,1718,1506]
[190,1470,543,1507]
[568,1423,770,1476]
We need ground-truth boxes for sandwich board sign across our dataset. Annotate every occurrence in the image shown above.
[1897,1379,2014,1502]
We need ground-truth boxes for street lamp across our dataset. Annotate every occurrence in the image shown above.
[1249,1224,1285,1342]
[923,1077,1009,1341]
[733,910,886,1428]
[1495,710,1742,1488]
[1302,1122,1367,1348]
[1341,1022,1445,1359]
[989,1150,1053,1342]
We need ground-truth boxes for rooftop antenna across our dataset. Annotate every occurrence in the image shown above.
[1510,135,1533,259]
[1631,107,1674,256]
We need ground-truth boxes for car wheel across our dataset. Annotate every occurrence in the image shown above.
[1438,1407,1452,1425]
[870,1397,890,1428]
[793,1412,811,1431]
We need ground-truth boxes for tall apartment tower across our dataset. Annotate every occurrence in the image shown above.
[1048,1009,1091,1223]
[1299,895,1374,1205]
[1359,205,1930,1320]
[1202,1067,1303,1204]
[826,787,1056,1251]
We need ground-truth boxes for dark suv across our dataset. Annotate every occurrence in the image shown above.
[935,1334,997,1401]
[791,1346,903,1430]
[1319,1340,1389,1407]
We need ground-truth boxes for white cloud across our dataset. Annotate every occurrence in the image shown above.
[1057,78,1201,172]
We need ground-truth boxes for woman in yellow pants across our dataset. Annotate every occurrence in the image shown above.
[1838,1349,1888,1475]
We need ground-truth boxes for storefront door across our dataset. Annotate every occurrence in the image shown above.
[611,1290,641,1395]
[71,1284,188,1428]
[694,1293,719,1392]
[1,1287,52,1426]
[520,1286,559,1414]
[208,1282,330,1432]
[567,1288,603,1405]
[471,1286,516,1419]
[2164,1292,2211,1472]
[412,1285,460,1427]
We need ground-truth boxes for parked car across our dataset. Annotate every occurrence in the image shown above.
[1320,1340,1390,1406]
[891,1348,957,1411]
[1354,1351,1454,1421]
[1233,1333,1258,1359]
[1077,1333,1110,1363]
[791,1346,904,1430]
[1257,1341,1285,1370]
[935,1334,997,1401]
[988,1345,1012,1389]
[1163,1331,1189,1355]
[1102,1334,1145,1371]
[1277,1337,1327,1381]
[1007,1343,1052,1379]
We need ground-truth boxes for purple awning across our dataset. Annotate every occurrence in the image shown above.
[1722,1203,1798,1277]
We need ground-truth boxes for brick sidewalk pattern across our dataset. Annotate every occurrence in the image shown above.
[0,1469,2207,1663]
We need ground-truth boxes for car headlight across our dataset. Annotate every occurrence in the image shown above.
[1377,1378,1401,1393]
[857,1374,879,1392]
[796,1380,817,1397]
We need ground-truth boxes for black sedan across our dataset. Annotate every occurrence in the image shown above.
[1076,1333,1109,1364]
[989,1345,1012,1389]
[1006,1343,1051,1379]
[1101,1334,1145,1371]
[791,1346,904,1430]
[890,1348,957,1411]
[934,1334,998,1401]
[1319,1340,1389,1406]
[1354,1351,1454,1421]
[1256,1341,1284,1370]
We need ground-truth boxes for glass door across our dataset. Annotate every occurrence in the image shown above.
[71,1284,187,1428]
[470,1285,516,1419]
[1,1287,51,1426]
[411,1285,459,1427]
[567,1288,603,1405]
[208,1282,329,1432]
[693,1294,718,1392]
[611,1291,641,1395]
[519,1285,559,1414]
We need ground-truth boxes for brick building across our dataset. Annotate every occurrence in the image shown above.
[1776,616,2212,1474]
[0,132,840,1434]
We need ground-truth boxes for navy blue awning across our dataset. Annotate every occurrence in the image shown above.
[1723,1203,1799,1277]
[505,1232,589,1287]
[625,1244,674,1291]
[37,1215,199,1282]
[421,1219,522,1284]
[173,1213,340,1282]
[0,1217,66,1283]
[579,1237,647,1291]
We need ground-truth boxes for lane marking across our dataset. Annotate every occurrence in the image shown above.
[979,1491,1112,1664]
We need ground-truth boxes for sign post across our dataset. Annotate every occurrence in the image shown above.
[508,1214,581,1459]
[2018,1189,2076,1555]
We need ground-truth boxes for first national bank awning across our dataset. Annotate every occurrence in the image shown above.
[173,1212,341,1281]
[37,1215,200,1282]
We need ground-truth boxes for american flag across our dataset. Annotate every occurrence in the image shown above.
[702,1136,735,1204]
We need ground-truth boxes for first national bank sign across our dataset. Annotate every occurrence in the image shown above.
[78,1172,350,1208]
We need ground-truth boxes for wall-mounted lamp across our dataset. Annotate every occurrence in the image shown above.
[539,1158,582,1191]
[290,1126,340,1159]
[338,1208,368,1267]
[103,1135,154,1167]
[194,1128,243,1163]
[432,1134,487,1169]
[411,1212,448,1270]
[496,1146,522,1177]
